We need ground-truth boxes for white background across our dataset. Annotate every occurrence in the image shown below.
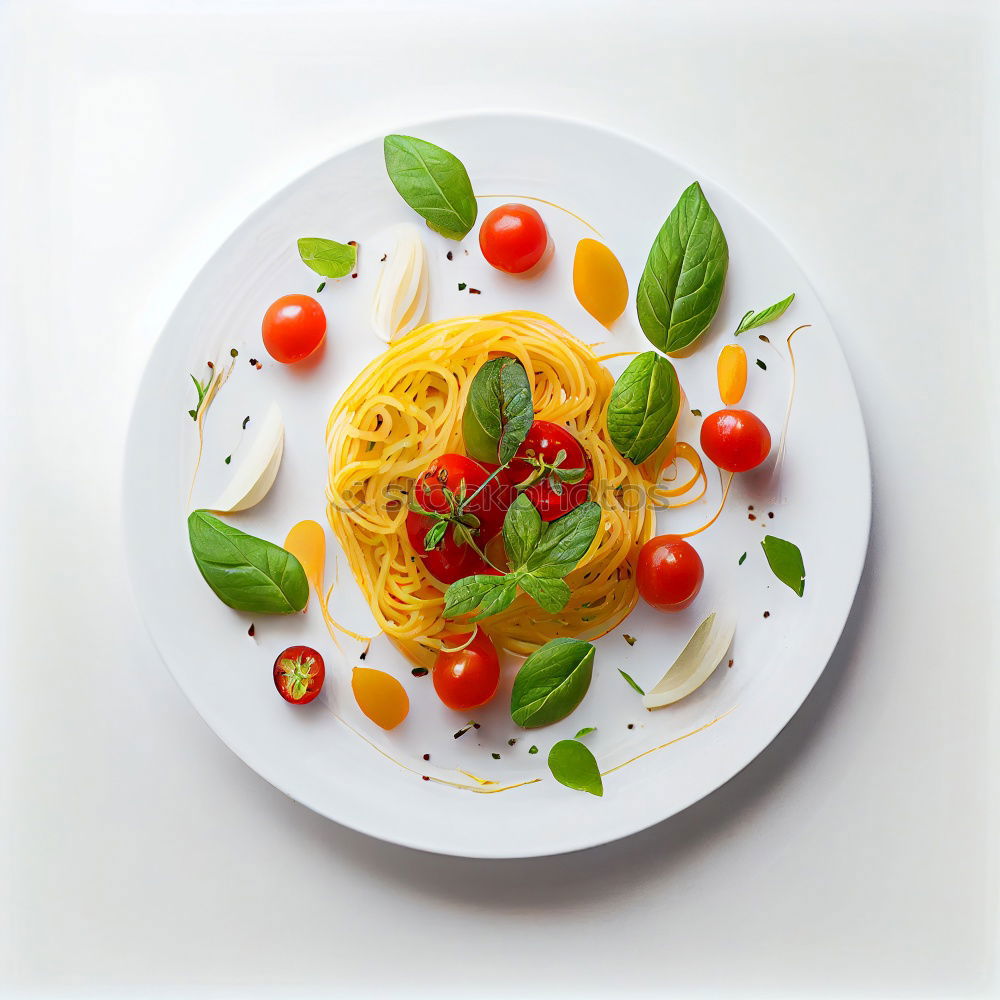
[2,0,998,996]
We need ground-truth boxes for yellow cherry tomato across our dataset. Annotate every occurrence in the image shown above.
[717,344,747,405]
[351,667,409,730]
[573,239,628,327]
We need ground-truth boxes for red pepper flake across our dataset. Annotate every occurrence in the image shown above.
[422,753,430,761]
[249,357,258,367]
[472,722,481,729]
[468,287,482,295]
[748,513,756,521]
[763,611,771,618]
[627,723,634,730]
[255,362,262,370]
[351,273,358,279]
[728,658,734,668]
[446,251,453,261]
[206,361,215,370]
[247,623,255,637]
[348,240,357,247]
[768,511,774,519]
[422,775,430,781]
[748,505,754,510]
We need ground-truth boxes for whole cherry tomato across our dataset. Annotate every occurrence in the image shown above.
[262,294,326,363]
[479,203,549,274]
[700,409,771,473]
[506,420,593,521]
[405,454,510,584]
[273,645,325,704]
[432,629,501,711]
[636,536,704,612]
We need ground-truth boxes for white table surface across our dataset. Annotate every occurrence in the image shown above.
[3,1,998,996]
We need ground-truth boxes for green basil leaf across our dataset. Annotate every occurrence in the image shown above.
[510,638,595,728]
[547,739,603,796]
[502,493,542,570]
[383,134,478,240]
[734,293,795,335]
[461,356,533,464]
[606,351,680,463]
[524,501,602,578]
[636,181,729,353]
[187,510,308,614]
[296,237,357,279]
[574,726,596,738]
[443,574,518,621]
[517,574,571,612]
[618,668,645,695]
[761,535,806,596]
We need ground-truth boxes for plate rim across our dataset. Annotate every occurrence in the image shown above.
[123,109,872,859]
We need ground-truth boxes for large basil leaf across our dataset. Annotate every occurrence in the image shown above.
[383,134,478,240]
[296,237,357,279]
[510,638,595,728]
[188,510,308,614]
[548,739,603,796]
[523,500,602,578]
[461,356,533,464]
[606,351,680,463]
[760,535,806,596]
[636,181,728,354]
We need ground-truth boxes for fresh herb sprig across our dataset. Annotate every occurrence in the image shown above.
[734,293,795,336]
[443,494,601,622]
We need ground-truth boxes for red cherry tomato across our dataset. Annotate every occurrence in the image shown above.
[405,454,510,584]
[637,536,704,612]
[506,420,593,521]
[273,645,325,704]
[479,203,549,274]
[432,629,501,711]
[262,294,326,364]
[700,409,771,473]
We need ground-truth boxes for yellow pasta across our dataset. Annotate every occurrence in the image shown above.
[325,311,675,668]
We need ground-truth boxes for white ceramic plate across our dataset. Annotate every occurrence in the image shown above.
[125,113,870,858]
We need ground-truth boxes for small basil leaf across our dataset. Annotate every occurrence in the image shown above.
[547,739,603,796]
[423,520,448,551]
[510,638,595,728]
[524,501,602,578]
[502,493,543,570]
[187,510,308,614]
[574,727,596,738]
[517,574,571,613]
[636,181,729,354]
[296,237,357,279]
[761,535,806,596]
[618,668,645,695]
[606,351,680,463]
[383,134,478,240]
[442,574,518,621]
[734,293,795,335]
[461,356,533,464]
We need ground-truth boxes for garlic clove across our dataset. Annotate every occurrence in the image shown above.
[642,612,735,709]
[371,224,428,342]
[213,402,284,513]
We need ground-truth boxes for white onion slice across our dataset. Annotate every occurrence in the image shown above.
[641,612,736,709]
[213,402,284,513]
[371,224,429,342]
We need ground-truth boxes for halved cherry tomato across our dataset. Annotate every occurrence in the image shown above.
[506,420,593,521]
[700,409,771,473]
[479,203,549,274]
[432,629,501,711]
[405,454,511,584]
[636,536,704,612]
[262,294,326,364]
[273,645,325,704]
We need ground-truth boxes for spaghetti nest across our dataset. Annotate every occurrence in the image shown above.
[326,311,669,668]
